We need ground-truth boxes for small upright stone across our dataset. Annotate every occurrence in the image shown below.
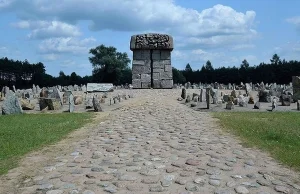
[92,96,102,112]
[69,93,74,112]
[254,101,260,109]
[2,93,23,115]
[272,97,277,111]
[181,88,186,99]
[226,101,234,110]
[185,95,191,103]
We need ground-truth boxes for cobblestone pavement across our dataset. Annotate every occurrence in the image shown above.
[1,90,300,194]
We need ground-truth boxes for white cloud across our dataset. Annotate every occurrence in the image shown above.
[12,20,81,39]
[287,16,300,25]
[271,41,300,61]
[0,0,13,8]
[41,53,59,61]
[38,37,96,54]
[0,46,8,53]
[287,16,300,33]
[5,1,257,49]
[231,44,255,50]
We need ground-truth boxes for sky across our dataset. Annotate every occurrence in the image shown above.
[0,0,300,77]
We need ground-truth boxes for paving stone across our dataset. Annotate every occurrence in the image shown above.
[214,189,233,194]
[209,179,221,186]
[127,184,145,191]
[235,186,249,194]
[149,185,165,192]
[185,182,199,191]
[140,169,160,176]
[46,190,64,194]
[274,185,291,193]
[104,185,118,193]
[37,183,54,190]
[186,159,200,166]
[118,174,137,181]
[82,191,96,194]
[142,177,160,184]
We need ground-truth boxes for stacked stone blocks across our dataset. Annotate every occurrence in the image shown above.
[130,33,174,89]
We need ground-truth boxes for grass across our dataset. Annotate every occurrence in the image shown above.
[0,113,93,175]
[213,112,300,171]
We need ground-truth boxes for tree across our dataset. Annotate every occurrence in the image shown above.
[240,59,249,69]
[205,60,214,71]
[185,63,193,72]
[70,72,79,85]
[270,54,281,65]
[172,67,186,84]
[239,59,250,82]
[89,44,131,84]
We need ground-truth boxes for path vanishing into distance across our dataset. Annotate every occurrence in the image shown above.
[1,90,299,194]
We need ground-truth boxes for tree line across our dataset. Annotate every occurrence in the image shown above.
[172,54,300,85]
[0,44,132,89]
[1,44,300,89]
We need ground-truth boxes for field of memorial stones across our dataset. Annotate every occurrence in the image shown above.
[0,83,135,115]
[177,78,300,113]
[0,82,300,194]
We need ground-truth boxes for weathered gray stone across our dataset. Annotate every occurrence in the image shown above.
[87,83,114,92]
[226,101,234,110]
[39,98,62,110]
[130,33,173,50]
[281,94,292,106]
[160,79,173,88]
[292,76,300,101]
[2,94,23,115]
[181,88,186,99]
[92,96,102,112]
[130,33,174,89]
[69,93,74,112]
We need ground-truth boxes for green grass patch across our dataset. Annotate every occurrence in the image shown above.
[213,112,300,171]
[0,113,93,175]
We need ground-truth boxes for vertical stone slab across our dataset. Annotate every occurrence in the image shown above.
[130,33,174,89]
[2,93,23,115]
[200,89,203,102]
[292,76,300,101]
[206,88,210,109]
[69,93,74,113]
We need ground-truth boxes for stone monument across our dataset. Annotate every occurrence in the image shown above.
[292,76,300,101]
[130,33,173,89]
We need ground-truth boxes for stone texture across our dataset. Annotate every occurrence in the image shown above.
[2,93,23,115]
[292,76,300,101]
[69,93,74,112]
[39,98,62,110]
[130,33,173,89]
[86,83,114,92]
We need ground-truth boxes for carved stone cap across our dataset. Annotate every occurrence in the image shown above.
[130,33,173,51]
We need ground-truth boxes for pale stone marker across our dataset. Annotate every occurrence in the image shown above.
[92,96,102,112]
[87,83,114,92]
[2,92,23,115]
[199,89,203,102]
[206,88,210,109]
[130,33,174,88]
[292,76,300,101]
[69,93,74,113]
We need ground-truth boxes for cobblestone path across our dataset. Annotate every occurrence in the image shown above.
[1,90,299,194]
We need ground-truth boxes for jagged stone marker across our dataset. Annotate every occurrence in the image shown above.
[130,33,174,89]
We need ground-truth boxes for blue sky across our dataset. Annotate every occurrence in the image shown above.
[1,0,300,76]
